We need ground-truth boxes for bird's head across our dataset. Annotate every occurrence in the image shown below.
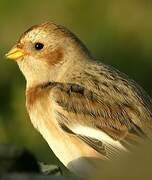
[6,22,90,87]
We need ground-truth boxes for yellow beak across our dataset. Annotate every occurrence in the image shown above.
[5,46,24,61]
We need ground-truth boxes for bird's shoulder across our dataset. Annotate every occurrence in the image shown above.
[26,84,50,112]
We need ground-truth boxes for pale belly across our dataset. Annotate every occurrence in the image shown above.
[28,99,104,175]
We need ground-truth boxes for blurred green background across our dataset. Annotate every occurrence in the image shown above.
[0,0,152,171]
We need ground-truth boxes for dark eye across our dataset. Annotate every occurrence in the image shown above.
[34,42,44,50]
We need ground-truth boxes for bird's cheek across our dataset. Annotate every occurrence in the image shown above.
[40,48,64,66]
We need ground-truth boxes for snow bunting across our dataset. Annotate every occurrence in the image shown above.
[6,22,152,176]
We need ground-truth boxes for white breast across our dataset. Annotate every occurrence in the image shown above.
[28,99,104,176]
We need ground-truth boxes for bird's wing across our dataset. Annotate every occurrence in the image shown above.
[46,82,147,157]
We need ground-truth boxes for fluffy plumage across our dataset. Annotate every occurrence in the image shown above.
[6,22,152,176]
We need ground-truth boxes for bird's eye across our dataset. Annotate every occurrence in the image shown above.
[34,42,44,50]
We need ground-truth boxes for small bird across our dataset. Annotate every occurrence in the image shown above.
[5,22,152,176]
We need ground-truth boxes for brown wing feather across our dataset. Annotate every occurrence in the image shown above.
[45,82,149,148]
